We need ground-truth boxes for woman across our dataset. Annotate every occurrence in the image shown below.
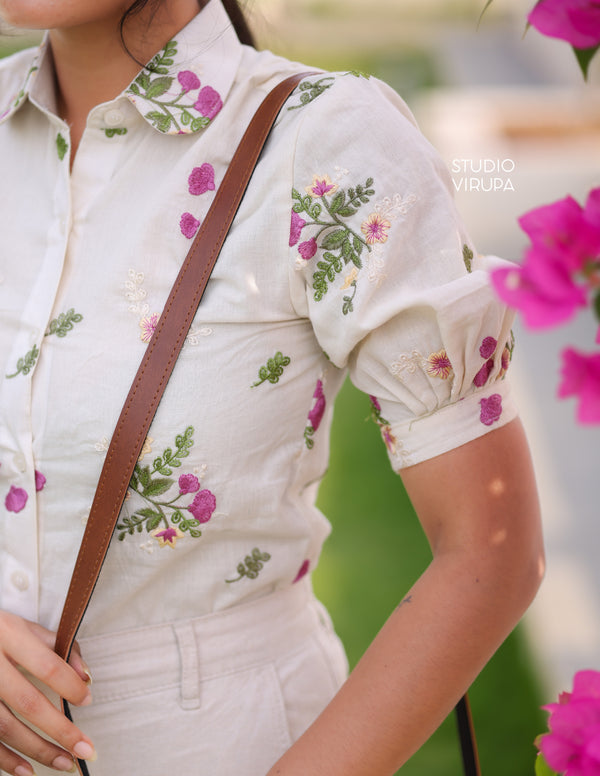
[0,1,544,774]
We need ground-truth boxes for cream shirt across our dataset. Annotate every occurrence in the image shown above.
[0,0,516,637]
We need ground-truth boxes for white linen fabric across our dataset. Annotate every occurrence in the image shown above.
[0,0,516,769]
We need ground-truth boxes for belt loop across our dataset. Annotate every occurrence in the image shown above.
[172,621,201,710]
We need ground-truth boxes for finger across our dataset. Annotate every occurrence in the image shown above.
[25,624,91,686]
[0,703,75,773]
[0,665,95,763]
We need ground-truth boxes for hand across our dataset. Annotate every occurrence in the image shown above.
[0,611,96,776]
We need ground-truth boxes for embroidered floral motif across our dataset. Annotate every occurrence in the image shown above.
[127,40,222,134]
[225,548,271,583]
[139,313,160,343]
[361,213,391,245]
[6,309,83,379]
[345,70,371,79]
[473,359,494,387]
[286,77,335,111]
[5,485,27,513]
[293,559,310,583]
[56,133,68,161]
[188,163,215,195]
[124,269,149,315]
[479,337,497,359]
[95,436,110,453]
[304,379,326,448]
[480,394,503,426]
[180,212,201,239]
[138,436,154,462]
[117,427,217,544]
[426,349,453,379]
[292,176,376,313]
[365,193,417,285]
[252,351,291,387]
[369,395,397,455]
[463,244,474,273]
[104,128,128,138]
[389,350,426,381]
[34,470,46,492]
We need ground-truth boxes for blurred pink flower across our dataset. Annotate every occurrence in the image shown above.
[194,86,222,120]
[178,473,200,495]
[5,485,28,513]
[177,70,201,93]
[528,0,600,49]
[187,489,216,523]
[479,394,502,426]
[479,336,497,359]
[298,238,318,261]
[289,210,306,247]
[539,670,600,776]
[308,379,326,431]
[34,470,46,492]
[558,348,600,424]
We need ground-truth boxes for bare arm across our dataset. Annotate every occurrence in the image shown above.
[267,417,544,775]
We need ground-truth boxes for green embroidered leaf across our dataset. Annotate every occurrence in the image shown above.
[304,425,316,448]
[105,128,128,138]
[225,548,272,583]
[56,133,68,161]
[45,309,83,338]
[252,351,291,387]
[353,236,363,255]
[337,206,357,218]
[137,466,152,489]
[181,110,192,126]
[342,281,357,316]
[329,191,345,214]
[128,83,141,96]
[462,244,474,273]
[321,230,347,250]
[146,515,162,532]
[349,251,363,269]
[145,111,173,133]
[136,508,162,520]
[191,117,210,132]
[6,344,39,379]
[130,471,139,490]
[144,76,173,99]
[142,477,173,497]
[342,239,352,260]
[189,528,202,538]
[136,71,151,90]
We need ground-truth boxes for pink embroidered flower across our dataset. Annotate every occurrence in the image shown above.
[194,86,223,120]
[308,379,326,431]
[5,485,27,513]
[289,210,307,247]
[382,425,397,455]
[558,348,600,424]
[305,174,338,199]
[369,395,382,413]
[180,212,201,239]
[178,473,200,495]
[34,470,46,492]
[293,559,310,583]
[187,489,216,523]
[539,670,600,776]
[479,394,502,426]
[298,238,318,261]
[188,163,215,196]
[426,349,453,379]
[473,358,494,388]
[150,525,185,549]
[528,0,600,49]
[479,336,497,359]
[139,313,160,343]
[177,70,201,92]
[361,213,391,245]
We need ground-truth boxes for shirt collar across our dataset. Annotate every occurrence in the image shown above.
[0,0,243,135]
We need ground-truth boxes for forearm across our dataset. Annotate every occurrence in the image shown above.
[267,548,540,776]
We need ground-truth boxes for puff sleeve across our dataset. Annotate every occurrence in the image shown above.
[287,74,517,470]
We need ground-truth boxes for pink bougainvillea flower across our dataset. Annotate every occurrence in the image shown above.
[361,213,391,245]
[491,247,588,329]
[539,670,600,775]
[479,336,497,359]
[178,473,200,495]
[177,70,201,92]
[298,237,318,261]
[194,86,223,120]
[180,212,201,239]
[150,525,185,549]
[187,489,216,523]
[293,559,310,583]
[473,358,494,388]
[188,163,215,196]
[308,379,326,431]
[426,349,453,379]
[289,209,307,247]
[34,470,46,492]
[305,174,338,198]
[5,485,28,513]
[479,394,502,426]
[528,0,600,49]
[558,348,600,424]
[139,313,160,343]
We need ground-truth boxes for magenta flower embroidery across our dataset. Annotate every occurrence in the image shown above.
[369,395,382,413]
[289,210,307,247]
[34,470,46,492]
[558,348,600,424]
[194,86,223,120]
[150,525,184,549]
[293,559,310,583]
[473,358,494,388]
[426,349,453,380]
[139,313,160,343]
[382,425,397,455]
[479,394,502,426]
[188,163,215,196]
[298,238,318,261]
[361,213,391,245]
[479,336,497,359]
[528,0,600,49]
[180,212,201,239]
[187,489,216,523]
[539,670,600,776]
[305,174,338,198]
[5,485,27,513]
[178,473,200,495]
[308,379,326,431]
[177,70,201,93]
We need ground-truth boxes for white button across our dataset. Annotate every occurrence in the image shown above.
[104,109,124,126]
[13,453,26,472]
[10,571,29,591]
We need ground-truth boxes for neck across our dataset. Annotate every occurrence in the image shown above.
[49,0,202,158]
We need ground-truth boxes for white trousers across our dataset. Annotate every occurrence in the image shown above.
[17,581,348,776]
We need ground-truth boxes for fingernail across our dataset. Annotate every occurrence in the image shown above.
[81,660,93,685]
[73,742,97,761]
[15,766,36,776]
[51,755,76,772]
[79,689,93,707]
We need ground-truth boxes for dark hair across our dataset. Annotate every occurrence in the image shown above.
[119,0,255,58]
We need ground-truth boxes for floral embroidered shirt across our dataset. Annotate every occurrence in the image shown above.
[0,0,517,636]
